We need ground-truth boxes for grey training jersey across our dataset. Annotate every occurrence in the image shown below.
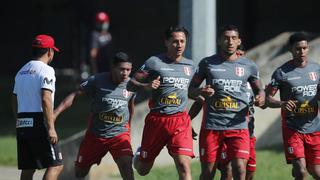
[81,73,135,138]
[192,54,260,130]
[246,83,255,137]
[140,54,196,114]
[270,60,320,133]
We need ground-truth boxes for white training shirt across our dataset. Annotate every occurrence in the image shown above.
[13,60,56,113]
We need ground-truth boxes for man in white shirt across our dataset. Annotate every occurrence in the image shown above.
[12,34,63,180]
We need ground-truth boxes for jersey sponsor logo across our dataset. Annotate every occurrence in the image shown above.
[80,80,88,87]
[293,101,316,115]
[235,67,245,77]
[184,66,191,76]
[214,96,239,110]
[291,84,317,97]
[16,118,33,128]
[19,69,36,75]
[102,97,127,108]
[160,93,182,105]
[99,112,123,123]
[123,89,131,98]
[309,72,317,81]
[163,77,190,90]
[212,79,242,92]
[43,77,53,85]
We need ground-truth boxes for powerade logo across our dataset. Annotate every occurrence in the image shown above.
[291,84,317,97]
[102,98,127,109]
[212,79,242,92]
[163,77,189,90]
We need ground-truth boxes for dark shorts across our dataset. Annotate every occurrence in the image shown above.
[75,131,133,168]
[16,112,63,170]
[17,137,63,170]
[139,111,194,162]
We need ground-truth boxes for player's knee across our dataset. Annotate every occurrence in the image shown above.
[136,167,151,176]
[292,166,308,178]
[75,167,90,178]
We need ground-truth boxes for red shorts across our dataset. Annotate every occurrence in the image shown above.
[218,136,256,171]
[199,128,250,163]
[283,126,320,165]
[75,131,133,168]
[139,111,194,162]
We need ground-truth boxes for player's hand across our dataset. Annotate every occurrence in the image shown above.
[200,85,215,97]
[254,94,265,107]
[149,76,161,90]
[281,100,298,112]
[48,128,58,144]
[192,128,198,140]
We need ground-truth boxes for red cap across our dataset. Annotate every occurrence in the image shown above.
[95,12,109,23]
[32,34,60,52]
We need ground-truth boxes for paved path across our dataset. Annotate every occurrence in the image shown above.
[0,166,44,180]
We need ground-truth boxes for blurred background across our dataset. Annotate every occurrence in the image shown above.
[1,0,320,179]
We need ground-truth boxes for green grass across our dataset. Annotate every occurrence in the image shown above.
[0,136,17,166]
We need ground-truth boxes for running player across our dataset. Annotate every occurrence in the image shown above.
[12,34,63,180]
[265,32,320,179]
[189,24,265,180]
[54,52,135,180]
[128,26,196,180]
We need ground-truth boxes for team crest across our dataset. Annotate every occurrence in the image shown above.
[184,66,191,76]
[235,67,245,77]
[122,89,131,98]
[309,72,317,81]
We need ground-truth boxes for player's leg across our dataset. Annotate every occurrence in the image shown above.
[20,169,36,180]
[114,155,134,180]
[292,158,308,179]
[218,145,233,180]
[134,112,168,176]
[43,165,64,180]
[199,128,221,180]
[226,129,250,180]
[75,132,108,178]
[200,162,217,180]
[283,127,307,179]
[305,131,320,179]
[110,132,134,180]
[246,136,256,180]
[219,162,233,180]
[168,112,194,180]
[173,155,192,180]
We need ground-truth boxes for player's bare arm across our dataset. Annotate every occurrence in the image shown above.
[188,76,214,99]
[42,89,58,144]
[250,79,265,107]
[265,85,297,111]
[128,95,135,122]
[53,89,84,120]
[127,72,161,91]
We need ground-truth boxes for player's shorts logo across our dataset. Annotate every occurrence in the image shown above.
[123,89,131,98]
[184,67,191,76]
[235,67,245,77]
[309,72,317,81]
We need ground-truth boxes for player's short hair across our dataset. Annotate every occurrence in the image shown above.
[218,24,240,38]
[165,26,189,40]
[289,32,309,47]
[31,47,49,58]
[112,52,131,66]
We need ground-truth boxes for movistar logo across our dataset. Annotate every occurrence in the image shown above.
[43,77,53,85]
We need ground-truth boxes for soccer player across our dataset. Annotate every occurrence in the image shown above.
[54,52,135,180]
[128,26,196,180]
[189,24,265,180]
[12,34,63,180]
[265,32,320,179]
